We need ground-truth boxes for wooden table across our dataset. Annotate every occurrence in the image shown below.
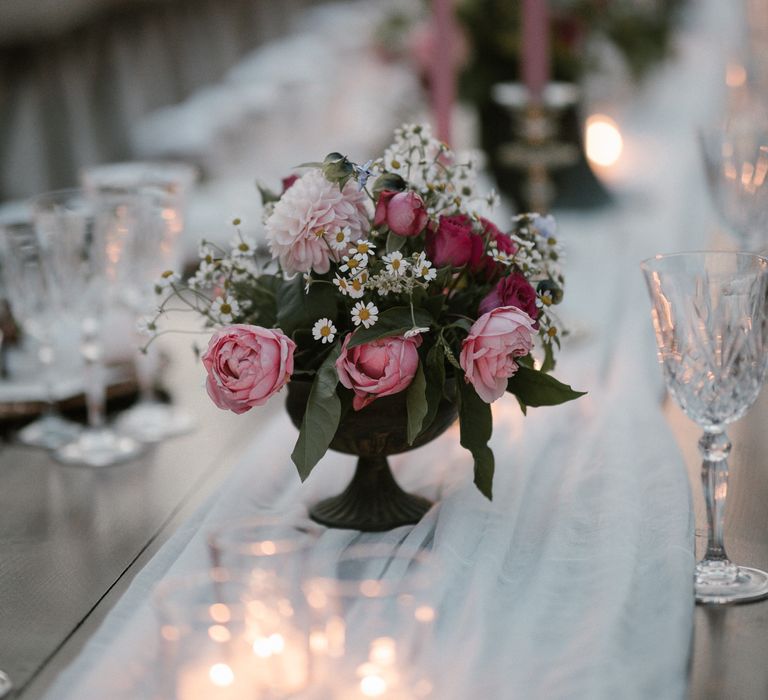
[0,334,267,699]
[1,334,768,699]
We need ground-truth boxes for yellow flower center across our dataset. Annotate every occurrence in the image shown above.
[321,326,331,337]
[335,231,346,243]
[348,258,359,270]
[391,260,400,270]
[314,227,326,238]
[357,243,370,254]
[359,308,370,321]
[220,303,232,315]
[351,279,363,291]
[547,327,557,337]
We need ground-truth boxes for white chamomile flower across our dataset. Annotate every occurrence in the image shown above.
[351,301,378,329]
[198,243,216,262]
[404,326,429,339]
[230,234,257,257]
[347,274,367,299]
[333,275,350,296]
[489,248,513,266]
[211,295,240,324]
[312,318,337,344]
[383,251,408,277]
[339,253,368,275]
[155,270,180,292]
[349,238,376,256]
[329,226,351,251]
[229,216,244,227]
[414,253,436,281]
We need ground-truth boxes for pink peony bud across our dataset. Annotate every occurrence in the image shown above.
[373,190,429,237]
[202,324,296,414]
[459,306,535,403]
[335,333,422,410]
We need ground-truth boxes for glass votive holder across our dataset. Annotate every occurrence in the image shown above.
[303,546,438,700]
[207,515,317,584]
[153,568,310,699]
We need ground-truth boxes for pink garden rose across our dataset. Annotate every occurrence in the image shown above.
[202,324,296,414]
[459,306,536,403]
[335,333,422,411]
[478,272,540,323]
[425,214,483,268]
[373,190,428,237]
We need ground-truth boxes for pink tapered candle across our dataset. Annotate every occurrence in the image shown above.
[431,0,456,145]
[521,0,550,102]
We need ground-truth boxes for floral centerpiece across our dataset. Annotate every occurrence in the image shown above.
[149,124,583,526]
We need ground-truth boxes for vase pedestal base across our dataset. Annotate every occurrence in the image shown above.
[309,455,432,532]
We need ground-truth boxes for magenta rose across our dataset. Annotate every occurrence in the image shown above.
[202,324,296,414]
[425,214,484,268]
[460,306,536,403]
[281,174,299,192]
[335,333,422,411]
[373,190,429,237]
[478,272,540,323]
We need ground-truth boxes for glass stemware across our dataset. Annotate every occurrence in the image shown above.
[0,217,81,449]
[700,113,768,251]
[641,251,768,604]
[31,189,144,468]
[0,670,10,697]
[81,162,197,443]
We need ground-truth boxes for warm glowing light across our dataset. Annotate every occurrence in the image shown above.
[369,637,396,665]
[585,115,623,168]
[414,605,435,623]
[360,674,387,697]
[160,624,179,641]
[726,63,747,87]
[360,580,381,597]
[253,637,274,658]
[269,633,285,653]
[208,624,231,643]
[259,540,277,555]
[209,663,235,687]
[209,603,231,623]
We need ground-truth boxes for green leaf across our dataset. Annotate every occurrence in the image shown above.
[295,161,324,169]
[386,231,407,253]
[540,342,556,373]
[406,362,428,445]
[438,334,462,371]
[423,342,445,433]
[347,306,433,348]
[373,173,407,194]
[506,365,586,407]
[257,183,280,205]
[291,345,342,481]
[277,277,337,337]
[458,380,494,500]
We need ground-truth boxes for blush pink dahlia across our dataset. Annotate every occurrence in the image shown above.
[266,169,370,275]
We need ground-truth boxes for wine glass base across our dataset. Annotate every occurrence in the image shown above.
[0,670,11,697]
[18,413,82,450]
[695,566,768,605]
[116,402,194,443]
[53,428,145,468]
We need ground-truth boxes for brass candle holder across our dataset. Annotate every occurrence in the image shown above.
[492,82,580,213]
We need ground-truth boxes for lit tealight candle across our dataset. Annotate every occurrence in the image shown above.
[585,114,623,169]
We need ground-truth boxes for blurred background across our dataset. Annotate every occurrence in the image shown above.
[1,0,767,430]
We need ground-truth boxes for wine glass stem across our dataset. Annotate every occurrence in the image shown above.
[134,332,157,404]
[699,428,732,565]
[38,337,60,416]
[81,319,106,430]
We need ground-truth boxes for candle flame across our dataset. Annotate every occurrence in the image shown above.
[726,63,747,87]
[209,663,235,687]
[359,673,387,697]
[585,115,623,168]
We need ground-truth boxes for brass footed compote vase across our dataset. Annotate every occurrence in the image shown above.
[642,251,768,604]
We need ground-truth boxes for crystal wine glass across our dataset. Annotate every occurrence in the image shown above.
[81,162,197,443]
[699,113,768,251]
[31,189,144,467]
[0,217,81,448]
[641,251,768,604]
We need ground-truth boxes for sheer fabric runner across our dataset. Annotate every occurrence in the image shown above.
[42,2,736,697]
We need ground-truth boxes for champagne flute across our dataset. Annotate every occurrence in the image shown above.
[31,189,144,467]
[0,217,81,448]
[642,251,768,603]
[81,162,197,442]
